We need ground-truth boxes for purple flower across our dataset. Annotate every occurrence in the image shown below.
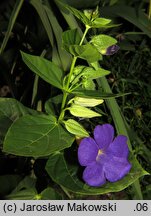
[105,45,120,55]
[78,124,131,187]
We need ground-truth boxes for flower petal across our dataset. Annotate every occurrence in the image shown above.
[94,124,114,150]
[104,157,131,182]
[106,135,129,158]
[78,137,98,166]
[83,162,106,187]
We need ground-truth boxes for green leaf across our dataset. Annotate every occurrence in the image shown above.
[44,4,72,71]
[46,152,148,195]
[91,34,117,53]
[101,5,151,38]
[30,0,53,47]
[45,94,63,116]
[64,4,91,26]
[72,89,129,99]
[21,51,64,89]
[62,28,81,52]
[82,67,110,79]
[91,17,111,28]
[71,66,110,87]
[6,176,38,200]
[68,104,101,118]
[3,114,74,157]
[82,79,95,90]
[11,176,36,193]
[64,119,89,137]
[70,66,85,85]
[69,44,100,62]
[40,187,62,200]
[0,98,39,145]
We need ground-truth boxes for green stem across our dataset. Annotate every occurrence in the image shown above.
[58,26,90,121]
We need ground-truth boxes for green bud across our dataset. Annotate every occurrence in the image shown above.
[68,104,101,118]
[74,97,104,107]
[64,119,89,138]
[83,9,93,20]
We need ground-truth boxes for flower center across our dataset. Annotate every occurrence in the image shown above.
[96,149,103,162]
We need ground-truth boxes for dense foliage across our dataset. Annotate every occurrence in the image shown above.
[0,0,150,200]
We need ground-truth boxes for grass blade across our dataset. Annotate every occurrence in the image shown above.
[0,0,24,54]
[30,0,54,47]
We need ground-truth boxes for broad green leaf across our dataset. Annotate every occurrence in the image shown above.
[62,28,81,52]
[40,187,62,200]
[68,104,101,118]
[46,152,148,195]
[3,114,74,157]
[91,17,111,28]
[82,67,110,79]
[0,98,39,145]
[72,89,129,99]
[21,51,64,89]
[91,34,117,53]
[69,44,100,62]
[73,97,104,107]
[64,119,89,137]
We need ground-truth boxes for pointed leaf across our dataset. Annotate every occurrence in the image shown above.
[21,51,64,89]
[72,89,129,99]
[3,114,74,157]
